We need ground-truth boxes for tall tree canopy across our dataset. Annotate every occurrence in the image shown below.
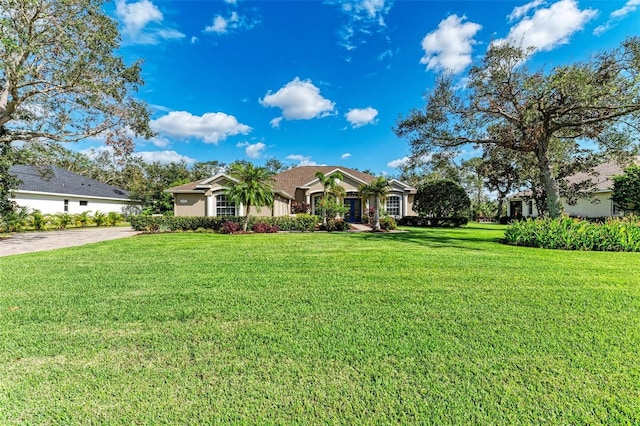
[0,0,153,145]
[395,39,640,218]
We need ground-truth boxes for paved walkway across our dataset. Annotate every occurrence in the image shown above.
[0,227,139,257]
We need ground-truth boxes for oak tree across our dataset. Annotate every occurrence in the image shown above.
[395,39,640,218]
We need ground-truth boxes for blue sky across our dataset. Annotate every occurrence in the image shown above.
[81,0,639,175]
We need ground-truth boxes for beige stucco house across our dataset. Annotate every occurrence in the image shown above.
[166,166,417,222]
[507,160,628,218]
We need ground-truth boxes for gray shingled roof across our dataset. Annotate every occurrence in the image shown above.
[10,165,131,200]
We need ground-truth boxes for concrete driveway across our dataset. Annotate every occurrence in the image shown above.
[0,227,139,257]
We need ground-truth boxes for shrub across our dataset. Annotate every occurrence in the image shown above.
[0,207,30,232]
[324,218,350,232]
[504,216,640,252]
[54,213,72,229]
[221,220,241,234]
[291,201,310,214]
[106,211,122,226]
[74,210,92,228]
[413,180,470,218]
[93,211,107,227]
[30,209,48,231]
[252,222,279,233]
[379,216,397,230]
[129,215,320,233]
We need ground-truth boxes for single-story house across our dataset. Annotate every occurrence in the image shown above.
[9,164,138,215]
[166,166,417,222]
[507,160,629,218]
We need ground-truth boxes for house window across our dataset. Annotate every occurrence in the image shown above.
[386,195,401,216]
[79,200,88,206]
[527,200,533,216]
[312,195,323,216]
[216,194,236,217]
[63,199,69,212]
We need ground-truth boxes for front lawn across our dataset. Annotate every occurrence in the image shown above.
[1,224,639,423]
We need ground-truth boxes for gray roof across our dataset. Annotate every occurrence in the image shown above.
[10,165,130,200]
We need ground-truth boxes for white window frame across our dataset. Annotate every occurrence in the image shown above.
[386,195,401,217]
[216,194,236,217]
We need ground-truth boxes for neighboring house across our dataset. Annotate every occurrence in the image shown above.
[9,165,138,215]
[507,160,629,218]
[166,166,417,222]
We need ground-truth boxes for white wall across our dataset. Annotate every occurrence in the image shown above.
[13,191,136,215]
[508,191,618,218]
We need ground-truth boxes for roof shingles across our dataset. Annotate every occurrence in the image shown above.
[10,165,131,200]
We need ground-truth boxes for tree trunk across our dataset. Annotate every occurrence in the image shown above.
[496,195,504,220]
[374,196,380,230]
[243,202,250,231]
[536,146,561,218]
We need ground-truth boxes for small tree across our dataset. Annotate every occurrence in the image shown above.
[413,179,470,219]
[359,177,390,230]
[225,163,274,231]
[315,171,345,226]
[612,164,640,214]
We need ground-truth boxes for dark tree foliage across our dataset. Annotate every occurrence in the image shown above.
[413,179,470,218]
[612,164,640,214]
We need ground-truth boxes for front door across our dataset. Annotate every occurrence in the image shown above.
[344,198,361,223]
[509,201,523,218]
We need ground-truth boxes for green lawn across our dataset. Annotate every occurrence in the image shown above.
[1,224,639,424]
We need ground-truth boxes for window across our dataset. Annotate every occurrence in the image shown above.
[216,194,236,217]
[79,200,88,206]
[63,199,69,212]
[386,195,401,216]
[527,200,533,216]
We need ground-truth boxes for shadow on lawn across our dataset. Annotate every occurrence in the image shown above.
[356,227,505,250]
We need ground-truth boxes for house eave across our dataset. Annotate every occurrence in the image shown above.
[11,189,133,202]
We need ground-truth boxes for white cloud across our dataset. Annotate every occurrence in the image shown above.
[115,0,184,44]
[204,10,260,35]
[260,77,336,127]
[135,150,197,164]
[190,36,198,44]
[508,0,545,22]
[150,111,251,144]
[387,156,410,168]
[420,15,482,74]
[286,154,319,166]
[500,0,597,52]
[341,153,352,159]
[237,141,266,159]
[594,0,640,36]
[345,107,378,128]
[330,0,393,50]
[150,136,170,148]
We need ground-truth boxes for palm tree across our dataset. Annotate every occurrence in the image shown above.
[226,163,275,231]
[359,176,390,230]
[315,171,344,225]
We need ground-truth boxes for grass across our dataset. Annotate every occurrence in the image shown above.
[1,223,639,424]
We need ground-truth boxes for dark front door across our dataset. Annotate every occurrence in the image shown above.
[344,198,362,223]
[509,201,523,218]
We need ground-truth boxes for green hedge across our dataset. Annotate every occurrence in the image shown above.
[130,214,320,233]
[504,216,640,252]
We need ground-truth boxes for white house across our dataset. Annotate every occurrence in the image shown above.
[507,160,629,218]
[9,165,138,215]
